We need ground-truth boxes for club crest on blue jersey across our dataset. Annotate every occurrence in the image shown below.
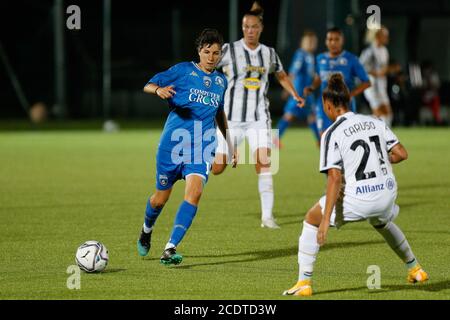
[203,76,212,88]
[215,76,225,88]
[159,174,168,187]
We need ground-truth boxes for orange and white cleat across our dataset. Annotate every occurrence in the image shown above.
[407,265,429,284]
[282,280,312,296]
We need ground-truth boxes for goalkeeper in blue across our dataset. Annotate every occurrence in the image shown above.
[137,29,238,265]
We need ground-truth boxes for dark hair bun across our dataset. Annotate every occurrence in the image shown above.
[322,73,350,108]
[328,73,345,89]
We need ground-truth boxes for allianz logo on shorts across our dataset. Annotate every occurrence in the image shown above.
[188,88,221,108]
[356,183,385,195]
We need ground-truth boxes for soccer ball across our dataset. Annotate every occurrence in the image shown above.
[75,241,109,273]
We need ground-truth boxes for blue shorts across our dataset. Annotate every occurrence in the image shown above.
[155,149,212,190]
[316,98,356,132]
[283,96,314,120]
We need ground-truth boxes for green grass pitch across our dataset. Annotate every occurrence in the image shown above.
[0,127,449,300]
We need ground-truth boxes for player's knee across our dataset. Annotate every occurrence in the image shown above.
[185,189,203,204]
[211,162,227,175]
[283,114,294,122]
[307,114,316,123]
[150,194,167,210]
[304,207,321,227]
[256,151,271,168]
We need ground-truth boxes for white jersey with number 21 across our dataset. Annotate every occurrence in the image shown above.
[320,112,400,215]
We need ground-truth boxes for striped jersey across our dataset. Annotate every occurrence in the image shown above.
[360,44,389,90]
[217,39,284,122]
[360,44,389,76]
[320,111,399,205]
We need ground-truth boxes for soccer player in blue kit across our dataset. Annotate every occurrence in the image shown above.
[274,31,320,148]
[136,29,238,265]
[304,27,371,136]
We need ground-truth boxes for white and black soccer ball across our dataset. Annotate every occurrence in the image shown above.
[75,241,109,273]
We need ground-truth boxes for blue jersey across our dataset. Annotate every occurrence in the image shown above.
[289,48,315,105]
[315,50,369,93]
[148,62,228,163]
[314,51,369,132]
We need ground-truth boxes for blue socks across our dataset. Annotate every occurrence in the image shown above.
[143,200,163,233]
[277,118,290,138]
[168,201,198,247]
[308,121,320,143]
[143,199,198,249]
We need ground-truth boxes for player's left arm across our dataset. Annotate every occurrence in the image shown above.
[383,123,407,164]
[389,143,408,164]
[318,168,342,246]
[276,70,305,107]
[350,57,371,98]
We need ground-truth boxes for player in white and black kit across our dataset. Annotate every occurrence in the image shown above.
[360,26,395,126]
[212,2,304,229]
[283,73,428,297]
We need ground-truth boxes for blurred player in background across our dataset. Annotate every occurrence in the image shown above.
[137,29,237,265]
[274,31,320,148]
[283,74,428,297]
[304,27,371,136]
[212,1,304,229]
[421,60,442,125]
[360,26,396,126]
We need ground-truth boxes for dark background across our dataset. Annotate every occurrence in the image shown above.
[1,0,449,123]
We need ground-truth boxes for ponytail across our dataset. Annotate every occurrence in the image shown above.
[322,73,350,108]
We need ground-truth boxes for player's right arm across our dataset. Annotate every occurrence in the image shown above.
[350,56,371,97]
[304,55,322,97]
[303,73,321,97]
[143,63,183,99]
[318,130,344,245]
[143,83,176,99]
[318,168,342,246]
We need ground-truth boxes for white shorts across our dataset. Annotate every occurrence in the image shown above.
[364,78,390,110]
[319,195,399,229]
[216,120,272,158]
